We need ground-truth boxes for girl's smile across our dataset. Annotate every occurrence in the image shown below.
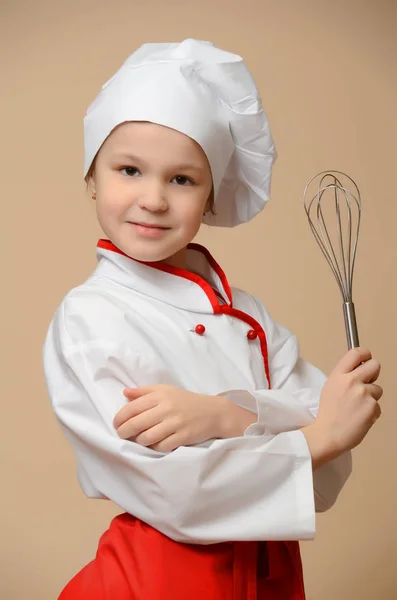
[128,221,171,238]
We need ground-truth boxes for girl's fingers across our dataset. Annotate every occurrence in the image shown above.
[135,423,176,448]
[375,403,382,420]
[123,386,156,399]
[352,358,381,384]
[366,383,383,402]
[113,395,157,429]
[370,401,382,424]
[150,433,180,453]
[333,347,372,374]
[116,407,162,439]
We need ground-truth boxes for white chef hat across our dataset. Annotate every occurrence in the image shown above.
[84,38,276,227]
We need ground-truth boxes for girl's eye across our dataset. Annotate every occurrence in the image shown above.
[121,167,140,177]
[120,168,193,185]
[173,175,193,186]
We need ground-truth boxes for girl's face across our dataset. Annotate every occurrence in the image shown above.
[88,121,213,269]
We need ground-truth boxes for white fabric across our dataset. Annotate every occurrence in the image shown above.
[42,244,352,544]
[84,38,276,227]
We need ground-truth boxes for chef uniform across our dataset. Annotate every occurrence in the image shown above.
[43,39,352,599]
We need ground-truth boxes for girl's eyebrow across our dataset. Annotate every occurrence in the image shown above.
[112,153,205,173]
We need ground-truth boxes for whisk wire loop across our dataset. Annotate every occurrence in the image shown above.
[303,171,362,348]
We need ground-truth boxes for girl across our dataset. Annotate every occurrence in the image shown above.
[43,39,382,599]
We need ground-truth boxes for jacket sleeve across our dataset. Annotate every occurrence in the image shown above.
[43,304,317,545]
[217,293,352,514]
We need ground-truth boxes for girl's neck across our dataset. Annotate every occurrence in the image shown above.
[160,246,188,270]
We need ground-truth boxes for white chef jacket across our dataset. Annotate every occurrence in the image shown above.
[42,239,352,545]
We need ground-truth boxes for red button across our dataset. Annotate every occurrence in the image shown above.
[195,324,206,335]
[247,329,258,340]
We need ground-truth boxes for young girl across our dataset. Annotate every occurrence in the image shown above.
[43,39,382,599]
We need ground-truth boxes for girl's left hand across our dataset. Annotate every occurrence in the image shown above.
[113,384,256,452]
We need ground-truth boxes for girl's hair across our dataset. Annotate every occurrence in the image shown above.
[85,159,216,215]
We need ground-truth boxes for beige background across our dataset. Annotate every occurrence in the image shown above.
[1,1,396,598]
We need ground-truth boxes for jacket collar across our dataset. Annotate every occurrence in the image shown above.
[93,239,233,314]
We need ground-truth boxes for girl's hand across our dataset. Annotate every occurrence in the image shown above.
[113,384,257,452]
[302,347,383,469]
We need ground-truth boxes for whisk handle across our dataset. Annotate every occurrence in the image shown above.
[343,302,360,349]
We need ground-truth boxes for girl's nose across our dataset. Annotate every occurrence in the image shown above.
[137,186,168,212]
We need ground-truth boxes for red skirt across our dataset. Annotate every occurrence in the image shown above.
[59,513,306,600]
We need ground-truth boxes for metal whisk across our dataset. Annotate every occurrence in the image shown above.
[303,170,362,350]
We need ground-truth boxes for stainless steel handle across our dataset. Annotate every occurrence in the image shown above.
[343,301,360,350]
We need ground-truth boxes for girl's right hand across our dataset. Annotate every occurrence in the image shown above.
[301,347,383,469]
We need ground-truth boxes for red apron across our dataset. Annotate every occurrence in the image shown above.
[59,513,306,599]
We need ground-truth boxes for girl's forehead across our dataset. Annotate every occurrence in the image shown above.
[102,121,210,163]
[110,121,199,144]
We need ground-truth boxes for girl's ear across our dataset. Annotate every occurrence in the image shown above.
[87,174,96,199]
